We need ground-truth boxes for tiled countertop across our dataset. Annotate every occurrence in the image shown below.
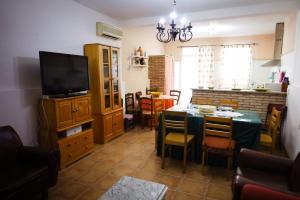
[192,88,287,95]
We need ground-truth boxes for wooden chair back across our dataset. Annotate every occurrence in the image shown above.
[135,91,142,100]
[267,107,281,140]
[170,90,181,105]
[162,110,188,144]
[203,115,233,141]
[265,103,286,128]
[195,98,213,105]
[153,100,163,127]
[125,93,134,114]
[146,87,158,95]
[139,97,153,114]
[219,99,239,109]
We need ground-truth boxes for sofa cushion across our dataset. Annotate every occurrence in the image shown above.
[237,167,290,192]
[290,152,300,192]
[0,161,48,194]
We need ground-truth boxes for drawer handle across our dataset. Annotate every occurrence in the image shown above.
[67,144,71,147]
[68,154,72,158]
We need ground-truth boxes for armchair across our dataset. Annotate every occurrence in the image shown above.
[232,148,300,200]
[0,126,59,200]
[241,184,300,200]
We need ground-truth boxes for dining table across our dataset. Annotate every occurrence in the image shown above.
[156,104,262,167]
[141,95,174,110]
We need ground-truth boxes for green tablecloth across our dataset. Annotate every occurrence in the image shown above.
[156,106,261,166]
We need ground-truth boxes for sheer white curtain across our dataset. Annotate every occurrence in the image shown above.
[198,47,214,88]
[220,46,253,89]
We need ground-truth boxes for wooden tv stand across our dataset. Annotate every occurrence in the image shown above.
[38,94,94,169]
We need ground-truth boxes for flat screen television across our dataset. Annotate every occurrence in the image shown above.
[39,51,89,96]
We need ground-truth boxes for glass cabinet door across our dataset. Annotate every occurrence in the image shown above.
[111,48,120,108]
[102,47,112,111]
[111,49,119,79]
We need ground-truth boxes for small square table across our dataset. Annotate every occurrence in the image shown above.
[99,176,168,200]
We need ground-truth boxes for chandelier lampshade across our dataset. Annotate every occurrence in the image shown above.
[156,0,193,43]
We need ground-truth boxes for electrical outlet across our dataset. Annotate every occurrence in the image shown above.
[298,124,300,130]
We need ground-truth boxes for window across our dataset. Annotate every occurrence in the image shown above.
[178,46,253,103]
[220,46,252,89]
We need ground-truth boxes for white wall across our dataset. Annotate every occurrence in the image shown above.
[282,10,300,159]
[0,0,121,145]
[121,26,164,94]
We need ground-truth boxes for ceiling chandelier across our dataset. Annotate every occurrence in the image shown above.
[156,0,193,43]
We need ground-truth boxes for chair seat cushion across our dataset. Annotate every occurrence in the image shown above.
[142,110,152,115]
[166,132,194,145]
[203,136,235,149]
[260,133,272,144]
[124,114,134,120]
[0,162,48,194]
[237,167,290,192]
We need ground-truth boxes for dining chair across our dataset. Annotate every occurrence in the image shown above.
[263,103,287,148]
[139,96,153,130]
[260,107,281,154]
[195,98,213,105]
[135,91,142,101]
[146,87,158,95]
[161,110,195,173]
[124,93,136,131]
[202,115,234,180]
[154,100,163,149]
[219,99,239,109]
[170,89,181,105]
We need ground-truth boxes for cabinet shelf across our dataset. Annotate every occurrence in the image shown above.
[131,55,149,59]
[131,64,148,67]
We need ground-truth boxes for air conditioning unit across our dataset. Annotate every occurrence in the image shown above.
[96,22,123,40]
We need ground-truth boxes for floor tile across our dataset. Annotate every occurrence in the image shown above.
[178,178,207,196]
[207,183,232,200]
[152,173,182,190]
[173,192,204,200]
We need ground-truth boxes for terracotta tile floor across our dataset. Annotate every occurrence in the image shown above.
[49,127,233,200]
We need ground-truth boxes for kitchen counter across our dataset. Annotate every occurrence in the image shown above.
[191,88,287,123]
[192,88,287,95]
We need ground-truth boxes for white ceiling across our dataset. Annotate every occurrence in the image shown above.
[73,0,300,37]
[193,13,287,37]
[74,0,290,20]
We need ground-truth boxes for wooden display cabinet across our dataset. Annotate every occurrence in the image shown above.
[39,95,94,169]
[84,44,123,143]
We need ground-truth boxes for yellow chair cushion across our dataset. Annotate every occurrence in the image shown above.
[260,133,272,144]
[165,132,194,145]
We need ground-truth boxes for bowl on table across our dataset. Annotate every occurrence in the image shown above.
[150,92,161,98]
[198,105,217,114]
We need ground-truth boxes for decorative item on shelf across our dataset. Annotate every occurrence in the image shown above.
[131,47,148,67]
[156,0,192,43]
[137,46,143,56]
[134,48,137,56]
[281,77,289,92]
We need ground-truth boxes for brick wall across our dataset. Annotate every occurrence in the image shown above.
[192,89,287,123]
[148,55,166,93]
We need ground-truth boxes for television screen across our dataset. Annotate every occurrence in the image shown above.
[39,51,89,96]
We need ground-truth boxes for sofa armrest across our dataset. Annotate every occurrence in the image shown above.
[232,175,258,200]
[241,184,300,200]
[239,148,293,174]
[20,147,60,187]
